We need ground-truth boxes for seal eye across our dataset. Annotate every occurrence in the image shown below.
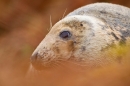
[60,31,71,39]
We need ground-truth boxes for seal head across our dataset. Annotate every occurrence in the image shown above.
[31,15,114,69]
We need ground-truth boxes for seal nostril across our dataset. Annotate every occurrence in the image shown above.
[31,52,38,62]
[31,52,44,70]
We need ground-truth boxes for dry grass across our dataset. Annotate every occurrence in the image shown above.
[1,45,130,86]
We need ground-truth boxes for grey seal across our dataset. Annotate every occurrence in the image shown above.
[31,3,130,69]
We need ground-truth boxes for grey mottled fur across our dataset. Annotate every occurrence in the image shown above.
[67,3,130,41]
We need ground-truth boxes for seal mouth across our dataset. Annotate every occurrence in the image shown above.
[31,57,55,70]
[31,53,72,70]
[30,52,52,70]
[31,60,43,70]
[31,58,55,70]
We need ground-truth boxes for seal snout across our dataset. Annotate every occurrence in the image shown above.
[31,50,54,70]
[31,52,43,70]
[31,52,38,62]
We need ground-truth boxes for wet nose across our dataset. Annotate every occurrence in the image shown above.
[31,52,44,70]
[31,52,38,62]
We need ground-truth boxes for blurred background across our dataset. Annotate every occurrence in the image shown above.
[0,0,130,86]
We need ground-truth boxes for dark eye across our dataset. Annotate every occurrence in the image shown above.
[59,31,71,39]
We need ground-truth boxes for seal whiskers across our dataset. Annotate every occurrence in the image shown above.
[62,8,68,19]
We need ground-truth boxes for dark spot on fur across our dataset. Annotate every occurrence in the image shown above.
[100,11,107,14]
[73,41,77,44]
[120,35,126,41]
[81,46,86,51]
[110,27,114,31]
[90,32,95,36]
[111,32,119,40]
[80,23,83,26]
[107,33,111,35]
[120,29,130,37]
[119,40,126,45]
[119,35,126,45]
[73,41,81,44]
[80,31,83,33]
[101,27,105,30]
[97,23,110,30]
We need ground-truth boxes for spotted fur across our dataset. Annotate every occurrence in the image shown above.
[31,3,130,67]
